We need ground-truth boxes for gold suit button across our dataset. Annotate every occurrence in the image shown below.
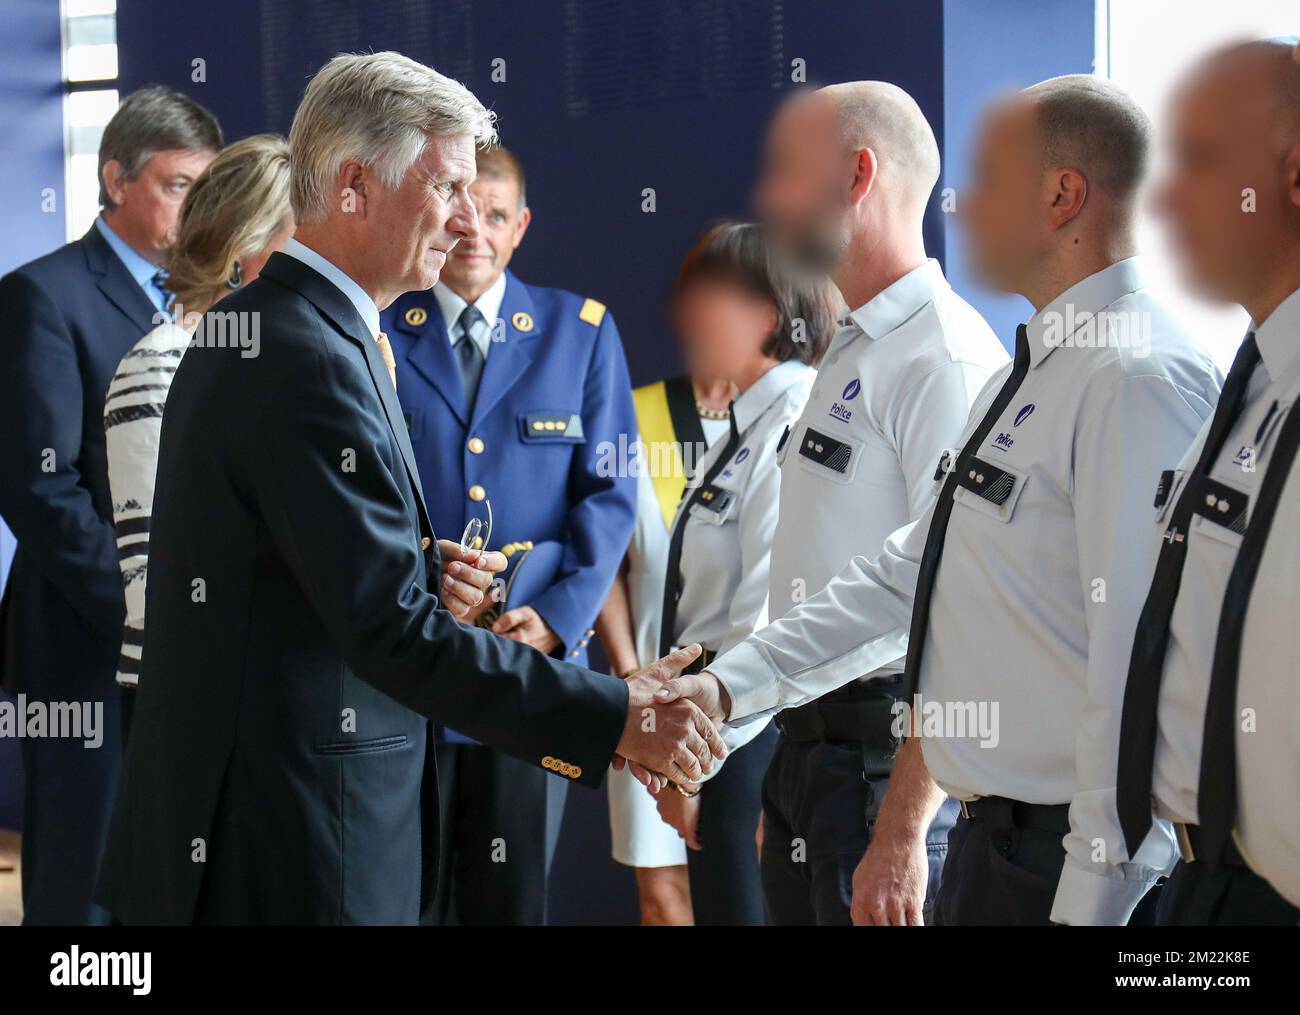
[420,537,431,550]
[469,484,486,501]
[467,436,485,454]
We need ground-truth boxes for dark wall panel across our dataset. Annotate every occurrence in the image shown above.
[118,0,946,386]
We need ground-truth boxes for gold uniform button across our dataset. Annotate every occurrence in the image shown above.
[468,484,486,501]
[467,436,485,454]
[420,536,432,551]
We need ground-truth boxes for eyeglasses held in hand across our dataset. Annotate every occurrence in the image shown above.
[459,499,492,558]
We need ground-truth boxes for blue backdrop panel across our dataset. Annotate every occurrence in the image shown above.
[0,0,67,832]
[942,0,1096,349]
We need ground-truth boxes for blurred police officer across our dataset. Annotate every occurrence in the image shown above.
[381,146,636,924]
[706,83,1007,925]
[663,76,1222,926]
[1115,37,1300,924]
[0,87,220,925]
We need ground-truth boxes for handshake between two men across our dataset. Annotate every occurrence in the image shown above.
[440,543,732,786]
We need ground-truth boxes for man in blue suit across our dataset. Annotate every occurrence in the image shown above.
[382,145,637,924]
[0,87,221,924]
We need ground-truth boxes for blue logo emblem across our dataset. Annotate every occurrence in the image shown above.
[734,447,750,464]
[1013,404,1035,427]
[842,378,862,401]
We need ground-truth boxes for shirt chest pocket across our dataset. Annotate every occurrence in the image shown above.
[949,455,1030,525]
[1185,472,1249,552]
[793,425,862,486]
[518,410,585,444]
[687,482,740,527]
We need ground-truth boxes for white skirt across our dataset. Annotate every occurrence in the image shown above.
[607,764,687,868]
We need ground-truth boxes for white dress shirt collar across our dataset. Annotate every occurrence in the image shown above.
[432,271,508,359]
[1251,283,1300,389]
[731,359,815,434]
[1025,256,1147,369]
[844,258,948,342]
[280,237,381,340]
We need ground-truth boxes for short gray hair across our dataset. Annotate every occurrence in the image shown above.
[289,51,498,224]
[98,86,223,209]
[821,81,941,212]
[1025,75,1150,205]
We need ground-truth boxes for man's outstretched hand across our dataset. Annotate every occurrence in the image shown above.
[650,668,731,725]
[614,645,727,785]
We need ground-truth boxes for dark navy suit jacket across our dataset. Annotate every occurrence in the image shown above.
[96,253,628,925]
[0,223,155,700]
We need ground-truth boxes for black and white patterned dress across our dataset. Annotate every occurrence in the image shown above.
[103,322,190,686]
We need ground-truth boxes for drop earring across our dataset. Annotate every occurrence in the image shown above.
[227,260,243,290]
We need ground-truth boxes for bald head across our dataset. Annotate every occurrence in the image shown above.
[1022,75,1150,215]
[1156,36,1300,314]
[819,81,941,213]
[1192,36,1300,146]
[754,81,939,277]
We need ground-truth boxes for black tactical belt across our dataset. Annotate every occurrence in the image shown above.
[957,796,1070,836]
[774,678,905,753]
[678,648,716,676]
[1175,822,1245,866]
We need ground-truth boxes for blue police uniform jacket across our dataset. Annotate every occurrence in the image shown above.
[382,269,636,678]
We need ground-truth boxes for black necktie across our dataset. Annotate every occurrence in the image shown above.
[1116,333,1261,857]
[1197,377,1300,867]
[658,403,740,659]
[901,325,1033,706]
[455,305,485,410]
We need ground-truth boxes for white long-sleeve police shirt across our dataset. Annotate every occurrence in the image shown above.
[767,259,1006,657]
[667,359,815,752]
[708,258,1222,925]
[1152,284,1300,907]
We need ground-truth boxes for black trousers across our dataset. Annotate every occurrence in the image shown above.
[760,734,956,925]
[20,675,123,926]
[429,742,567,926]
[1157,857,1300,926]
[685,723,779,926]
[933,801,1068,926]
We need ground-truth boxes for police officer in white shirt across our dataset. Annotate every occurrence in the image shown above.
[708,82,1007,925]
[1115,37,1300,925]
[659,76,1221,926]
[652,221,836,925]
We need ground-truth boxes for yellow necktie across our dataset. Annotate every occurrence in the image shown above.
[375,331,397,392]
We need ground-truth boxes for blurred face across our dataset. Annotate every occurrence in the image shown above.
[366,133,479,301]
[674,279,777,382]
[755,95,853,271]
[959,101,1050,295]
[439,174,530,300]
[1153,62,1298,305]
[103,147,216,262]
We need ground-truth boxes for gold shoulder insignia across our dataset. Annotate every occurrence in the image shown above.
[578,298,606,327]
